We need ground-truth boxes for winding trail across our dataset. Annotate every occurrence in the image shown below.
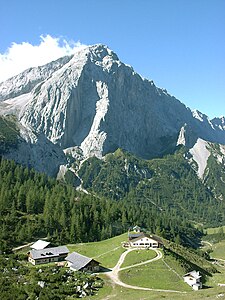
[201,240,213,247]
[106,248,186,294]
[94,246,121,259]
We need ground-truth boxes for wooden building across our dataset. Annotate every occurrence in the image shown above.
[28,246,69,265]
[66,251,100,272]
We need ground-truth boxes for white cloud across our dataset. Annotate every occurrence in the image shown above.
[0,35,86,83]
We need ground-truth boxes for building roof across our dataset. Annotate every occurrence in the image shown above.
[150,234,163,244]
[133,225,141,230]
[66,251,99,271]
[130,233,163,244]
[31,240,50,250]
[183,270,201,280]
[128,233,143,240]
[30,246,69,260]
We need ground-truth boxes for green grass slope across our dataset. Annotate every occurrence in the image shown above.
[120,257,190,292]
[121,249,157,268]
[67,233,127,268]
[67,233,225,300]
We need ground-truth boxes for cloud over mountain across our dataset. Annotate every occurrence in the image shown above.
[0,35,86,83]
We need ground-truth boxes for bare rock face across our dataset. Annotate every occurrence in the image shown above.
[0,44,225,175]
[0,55,72,101]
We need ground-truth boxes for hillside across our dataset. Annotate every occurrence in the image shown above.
[2,231,225,300]
[67,233,225,300]
[44,233,225,299]
[78,147,225,228]
[0,157,203,253]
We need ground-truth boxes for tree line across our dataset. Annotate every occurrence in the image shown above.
[0,157,201,252]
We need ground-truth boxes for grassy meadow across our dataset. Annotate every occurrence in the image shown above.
[202,225,225,260]
[66,231,225,299]
[121,249,157,268]
[90,274,225,300]
[211,240,225,260]
[67,233,127,268]
[204,225,225,235]
[120,255,190,292]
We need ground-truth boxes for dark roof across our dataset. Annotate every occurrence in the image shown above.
[130,233,163,244]
[66,252,99,270]
[30,246,69,260]
[150,235,163,244]
[128,233,143,240]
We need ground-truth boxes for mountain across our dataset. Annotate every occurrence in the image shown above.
[1,43,225,252]
[0,44,225,179]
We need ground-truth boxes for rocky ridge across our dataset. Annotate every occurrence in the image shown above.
[0,44,224,176]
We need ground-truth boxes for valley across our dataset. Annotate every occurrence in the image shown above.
[0,44,225,299]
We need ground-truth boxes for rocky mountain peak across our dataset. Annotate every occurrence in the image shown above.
[211,116,225,130]
[0,45,225,176]
[85,44,119,61]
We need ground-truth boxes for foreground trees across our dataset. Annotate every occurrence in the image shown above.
[0,253,103,299]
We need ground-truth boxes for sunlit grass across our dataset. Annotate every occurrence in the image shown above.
[67,233,127,268]
[121,249,157,268]
[120,258,190,292]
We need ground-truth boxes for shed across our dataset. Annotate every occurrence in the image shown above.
[183,270,202,290]
[66,251,100,272]
[133,225,141,233]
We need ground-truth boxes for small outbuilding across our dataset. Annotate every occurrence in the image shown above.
[31,240,50,250]
[183,270,202,290]
[133,225,141,233]
[66,251,100,272]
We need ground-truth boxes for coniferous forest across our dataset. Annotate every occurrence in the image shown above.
[78,148,225,227]
[0,157,201,253]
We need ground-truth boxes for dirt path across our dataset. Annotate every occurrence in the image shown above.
[213,258,225,262]
[202,240,213,247]
[106,248,186,294]
[94,246,121,259]
[12,242,34,252]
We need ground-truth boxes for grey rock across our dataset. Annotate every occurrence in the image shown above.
[0,44,225,175]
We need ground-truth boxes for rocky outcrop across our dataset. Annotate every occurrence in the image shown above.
[0,44,224,175]
[0,55,72,101]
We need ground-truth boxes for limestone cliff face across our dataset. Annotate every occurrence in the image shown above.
[18,44,191,159]
[0,44,225,175]
[0,55,72,101]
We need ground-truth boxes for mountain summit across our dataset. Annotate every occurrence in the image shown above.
[0,44,225,175]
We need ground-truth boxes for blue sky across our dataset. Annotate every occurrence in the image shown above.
[0,0,224,118]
